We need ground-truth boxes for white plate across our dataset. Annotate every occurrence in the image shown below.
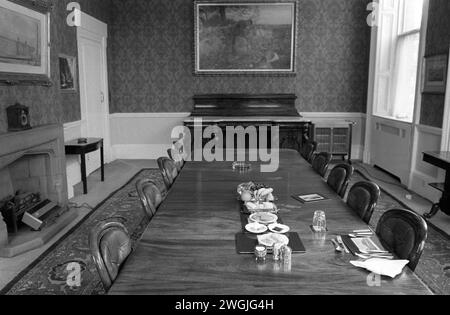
[245,222,268,234]
[268,223,290,234]
[257,233,289,248]
[249,212,278,225]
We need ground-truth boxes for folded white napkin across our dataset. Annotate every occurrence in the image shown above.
[246,202,275,211]
[350,258,409,278]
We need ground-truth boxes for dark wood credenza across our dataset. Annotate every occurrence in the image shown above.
[184,94,313,153]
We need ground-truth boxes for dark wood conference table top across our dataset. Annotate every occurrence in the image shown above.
[109,150,431,295]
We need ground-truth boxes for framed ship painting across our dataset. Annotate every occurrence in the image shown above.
[0,0,51,85]
[194,1,297,75]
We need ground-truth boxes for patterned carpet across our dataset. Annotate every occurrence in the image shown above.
[1,169,165,295]
[351,171,450,295]
[1,168,449,295]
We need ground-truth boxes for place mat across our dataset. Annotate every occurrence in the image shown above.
[340,235,386,256]
[235,232,306,254]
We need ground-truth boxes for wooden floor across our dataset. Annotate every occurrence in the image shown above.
[110,150,431,295]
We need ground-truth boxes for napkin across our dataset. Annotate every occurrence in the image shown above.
[350,258,409,278]
[246,202,275,211]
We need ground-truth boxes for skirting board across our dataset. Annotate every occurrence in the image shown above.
[112,144,169,160]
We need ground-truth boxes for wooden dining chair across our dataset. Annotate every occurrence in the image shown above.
[376,209,428,271]
[157,157,179,189]
[311,152,332,178]
[167,148,184,172]
[327,163,354,198]
[301,140,318,163]
[89,221,132,290]
[135,178,163,218]
[346,181,381,224]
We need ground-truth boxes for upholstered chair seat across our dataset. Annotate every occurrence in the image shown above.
[89,221,132,290]
[312,152,332,178]
[327,163,354,198]
[346,181,380,224]
[376,209,428,271]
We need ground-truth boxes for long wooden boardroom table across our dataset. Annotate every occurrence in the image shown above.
[109,150,431,295]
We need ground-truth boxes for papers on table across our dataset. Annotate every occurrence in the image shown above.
[351,237,382,253]
[292,193,328,203]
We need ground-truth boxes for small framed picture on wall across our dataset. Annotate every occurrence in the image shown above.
[423,54,448,94]
[59,54,77,92]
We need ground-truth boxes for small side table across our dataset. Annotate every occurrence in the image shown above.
[65,138,104,195]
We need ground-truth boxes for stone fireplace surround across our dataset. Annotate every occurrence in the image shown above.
[0,124,75,257]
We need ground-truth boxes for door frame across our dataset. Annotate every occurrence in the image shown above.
[77,12,112,163]
[440,44,450,151]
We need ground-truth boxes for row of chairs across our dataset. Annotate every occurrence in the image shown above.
[303,140,428,271]
[89,148,183,290]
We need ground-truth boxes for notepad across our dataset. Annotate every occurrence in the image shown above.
[292,193,328,203]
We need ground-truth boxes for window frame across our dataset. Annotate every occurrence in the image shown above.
[372,0,424,123]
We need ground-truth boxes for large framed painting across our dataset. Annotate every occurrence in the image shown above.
[0,0,51,86]
[194,1,297,75]
[422,54,448,94]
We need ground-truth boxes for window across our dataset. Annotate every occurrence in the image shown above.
[373,0,424,122]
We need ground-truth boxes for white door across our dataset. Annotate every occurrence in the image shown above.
[77,13,111,175]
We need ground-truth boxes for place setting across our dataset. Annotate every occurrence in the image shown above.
[235,182,306,257]
[332,227,411,279]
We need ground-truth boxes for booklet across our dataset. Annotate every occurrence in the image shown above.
[292,193,328,203]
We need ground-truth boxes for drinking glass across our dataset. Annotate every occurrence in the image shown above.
[312,210,327,232]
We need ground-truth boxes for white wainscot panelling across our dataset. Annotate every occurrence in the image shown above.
[63,120,84,199]
[110,112,366,161]
[410,124,443,203]
[370,116,412,184]
[110,113,191,160]
[301,113,366,160]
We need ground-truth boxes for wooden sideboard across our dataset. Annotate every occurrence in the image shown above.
[184,94,313,153]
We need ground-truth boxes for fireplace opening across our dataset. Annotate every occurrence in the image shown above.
[0,152,63,233]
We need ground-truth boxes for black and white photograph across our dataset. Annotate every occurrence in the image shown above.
[0,0,449,300]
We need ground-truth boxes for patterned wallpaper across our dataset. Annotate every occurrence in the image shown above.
[0,0,111,133]
[420,0,450,128]
[109,0,371,114]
